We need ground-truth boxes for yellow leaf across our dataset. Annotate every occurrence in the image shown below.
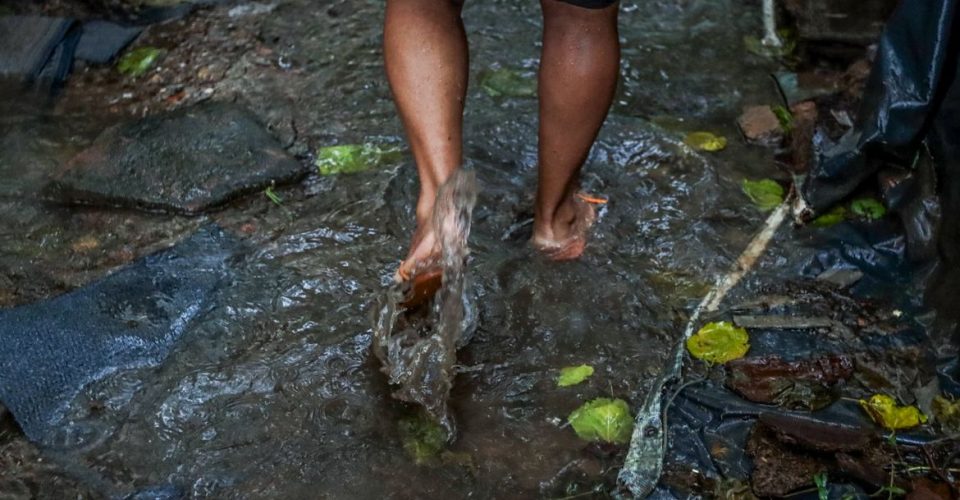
[859,394,927,430]
[683,132,727,152]
[686,321,749,364]
[557,364,594,387]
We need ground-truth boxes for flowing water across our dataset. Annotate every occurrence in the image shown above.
[0,0,862,497]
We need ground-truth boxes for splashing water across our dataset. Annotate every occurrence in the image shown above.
[371,169,479,438]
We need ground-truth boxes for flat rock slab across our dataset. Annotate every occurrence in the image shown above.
[46,102,304,214]
[0,225,240,444]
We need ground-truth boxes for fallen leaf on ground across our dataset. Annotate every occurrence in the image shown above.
[932,395,960,433]
[568,398,634,444]
[812,205,847,227]
[117,47,163,77]
[683,131,727,152]
[742,179,784,212]
[687,321,750,364]
[859,394,927,430]
[557,364,594,387]
[315,144,402,175]
[479,68,536,98]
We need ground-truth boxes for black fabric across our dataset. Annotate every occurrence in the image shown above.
[0,226,240,444]
[0,16,76,82]
[76,20,143,64]
[556,0,618,9]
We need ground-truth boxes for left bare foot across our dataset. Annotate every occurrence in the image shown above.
[531,193,601,261]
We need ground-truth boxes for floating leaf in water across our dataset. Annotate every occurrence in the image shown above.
[398,415,447,464]
[683,131,727,152]
[932,395,960,433]
[850,197,887,220]
[315,143,402,176]
[117,47,163,77]
[557,364,594,387]
[687,321,750,364]
[741,179,784,212]
[812,205,847,227]
[568,398,634,444]
[479,68,536,98]
[859,394,927,430]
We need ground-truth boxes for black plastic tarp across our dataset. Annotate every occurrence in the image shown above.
[800,0,960,340]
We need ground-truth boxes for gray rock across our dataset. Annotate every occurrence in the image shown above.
[46,101,305,215]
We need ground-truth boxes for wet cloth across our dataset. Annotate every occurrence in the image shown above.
[0,225,241,443]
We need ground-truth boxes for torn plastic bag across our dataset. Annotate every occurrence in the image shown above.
[800,0,959,213]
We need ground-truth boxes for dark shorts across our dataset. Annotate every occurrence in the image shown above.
[557,0,617,8]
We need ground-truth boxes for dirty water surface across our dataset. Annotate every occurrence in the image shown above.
[0,0,862,497]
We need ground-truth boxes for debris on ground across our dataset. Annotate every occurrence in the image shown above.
[686,321,750,364]
[315,143,403,176]
[741,179,785,212]
[557,365,595,388]
[737,105,784,146]
[568,398,634,445]
[725,354,854,410]
[478,67,537,98]
[683,131,728,152]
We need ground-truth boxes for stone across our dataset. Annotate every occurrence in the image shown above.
[737,105,783,146]
[45,101,305,215]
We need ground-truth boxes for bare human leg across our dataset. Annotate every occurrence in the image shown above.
[533,0,619,260]
[384,0,468,280]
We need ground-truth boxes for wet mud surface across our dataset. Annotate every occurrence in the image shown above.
[0,0,952,498]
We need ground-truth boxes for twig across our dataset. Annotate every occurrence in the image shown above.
[618,195,793,497]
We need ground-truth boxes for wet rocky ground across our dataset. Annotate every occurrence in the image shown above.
[0,0,957,498]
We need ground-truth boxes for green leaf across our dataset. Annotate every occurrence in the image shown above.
[683,131,727,152]
[812,205,847,227]
[264,186,282,205]
[567,398,634,444]
[741,179,785,212]
[117,47,163,77]
[686,321,750,364]
[859,394,927,430]
[813,472,828,500]
[315,143,403,176]
[932,395,960,433]
[850,197,887,220]
[479,68,536,98]
[771,105,794,133]
[557,364,594,387]
[398,415,447,464]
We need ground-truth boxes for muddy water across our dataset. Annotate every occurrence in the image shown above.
[0,0,790,497]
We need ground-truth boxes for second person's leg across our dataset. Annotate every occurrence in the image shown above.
[533,0,619,259]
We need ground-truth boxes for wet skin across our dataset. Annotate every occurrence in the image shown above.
[383,0,620,280]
